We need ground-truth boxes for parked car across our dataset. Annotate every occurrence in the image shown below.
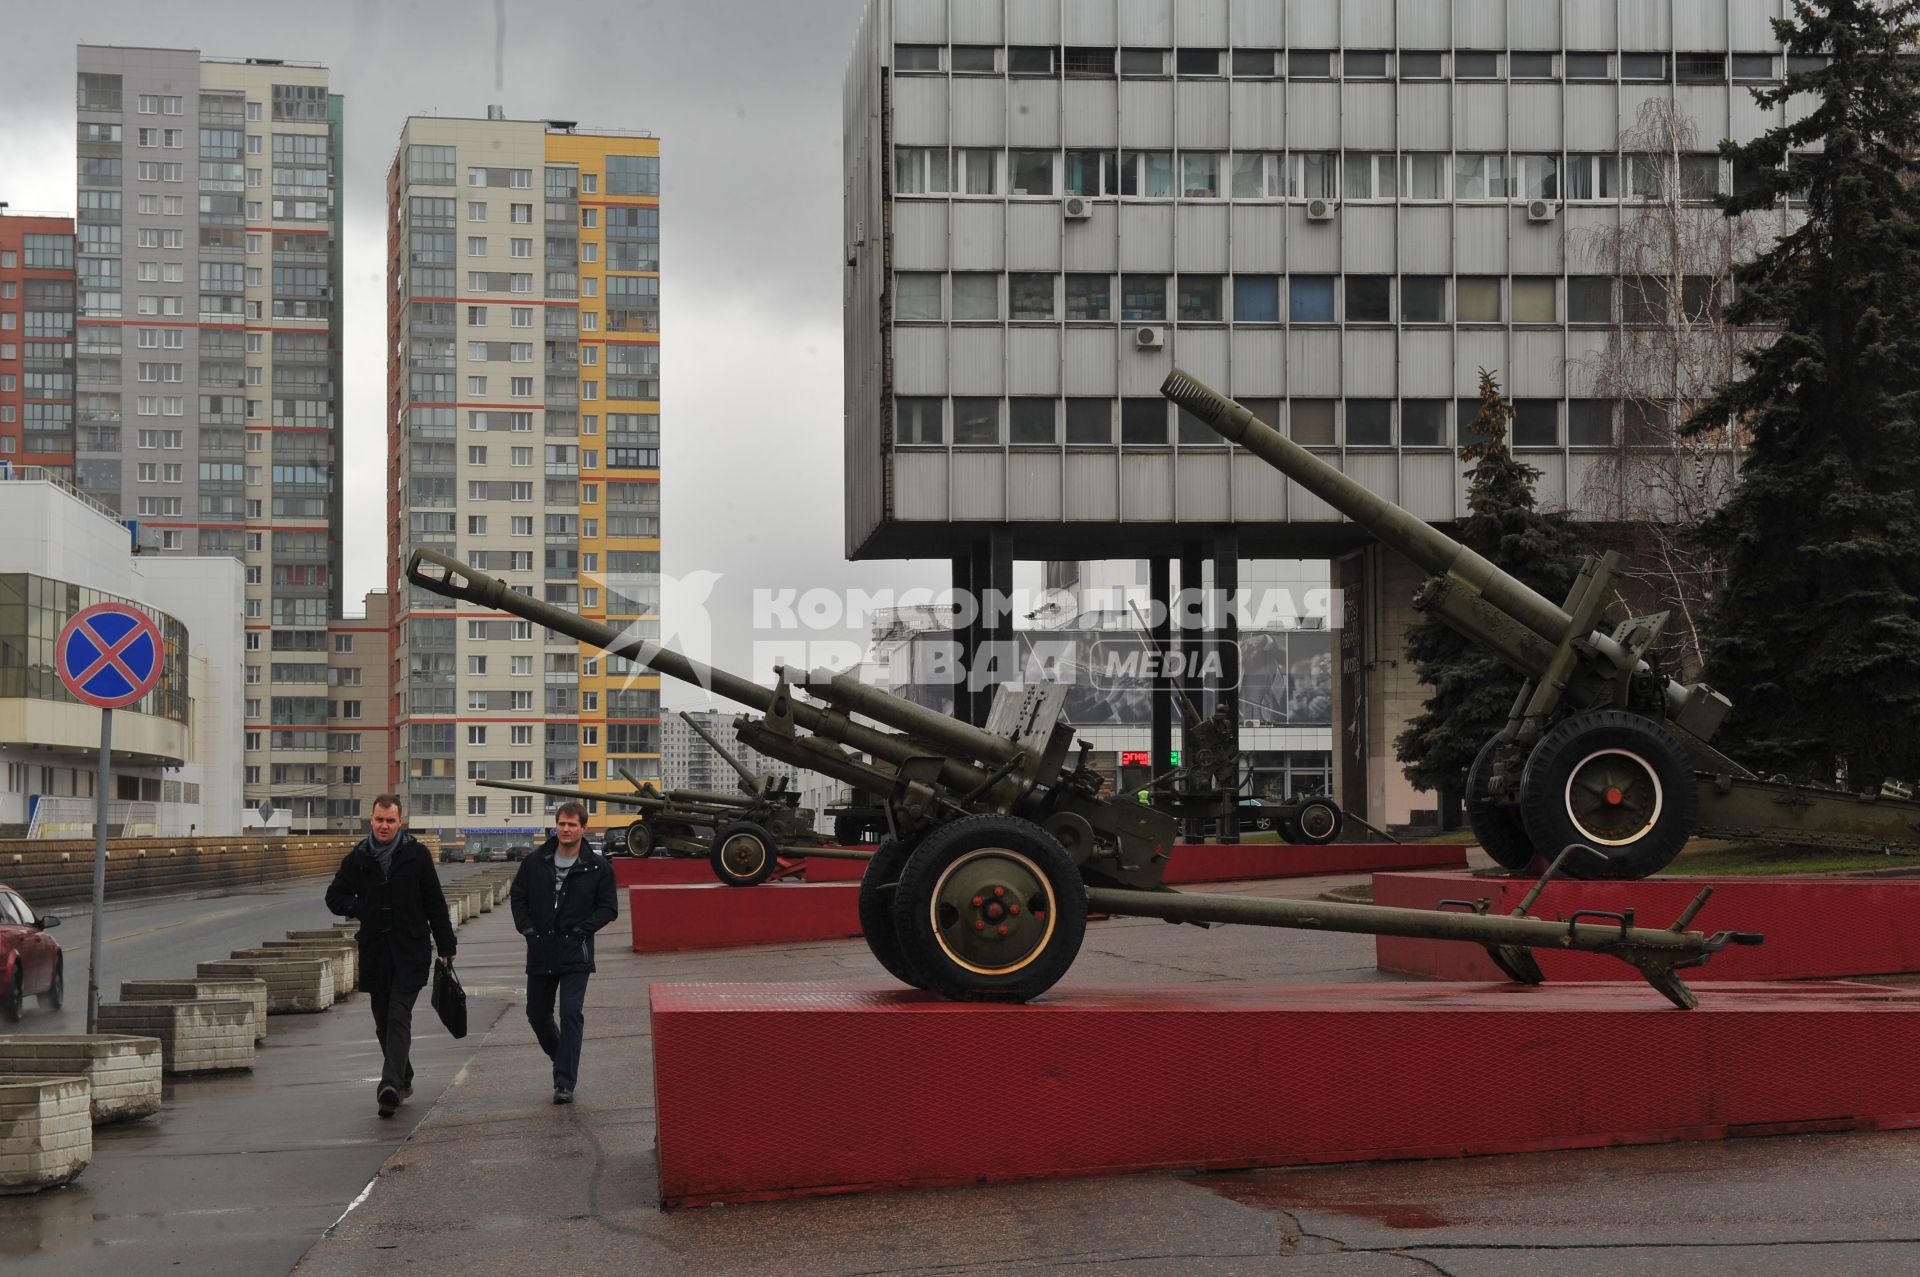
[438,845,469,864]
[471,846,498,863]
[600,827,630,857]
[504,844,531,862]
[0,883,63,1022]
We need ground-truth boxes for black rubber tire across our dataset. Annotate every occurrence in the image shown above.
[1290,797,1344,846]
[890,814,1087,1002]
[3,962,21,1022]
[1276,811,1303,844]
[708,821,779,887]
[627,819,654,857]
[856,838,929,989]
[1518,710,1697,880]
[1467,734,1541,873]
[40,957,62,1010]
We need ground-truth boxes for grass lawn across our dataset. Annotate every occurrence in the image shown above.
[1654,838,1920,877]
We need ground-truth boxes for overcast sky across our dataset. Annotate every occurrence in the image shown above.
[1,0,954,706]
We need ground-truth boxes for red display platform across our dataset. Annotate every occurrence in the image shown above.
[612,852,866,888]
[1374,872,1920,982]
[1163,841,1464,884]
[629,883,861,952]
[653,979,1920,1206]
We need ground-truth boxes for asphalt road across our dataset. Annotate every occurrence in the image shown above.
[0,873,509,1276]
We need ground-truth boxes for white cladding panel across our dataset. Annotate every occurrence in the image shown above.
[1509,215,1564,275]
[1398,207,1453,274]
[1175,451,1231,521]
[948,0,1004,44]
[1566,0,1620,49]
[1565,85,1622,149]
[1511,2,1560,48]
[951,451,1006,520]
[1454,206,1507,275]
[1400,329,1453,395]
[1285,217,1341,272]
[1340,83,1397,150]
[1509,85,1563,152]
[891,0,945,43]
[1347,453,1398,506]
[1732,92,1782,145]
[1456,84,1510,152]
[1229,81,1286,150]
[1455,331,1507,394]
[1403,452,1458,520]
[892,76,947,144]
[1064,452,1120,519]
[1117,0,1172,44]
[1062,0,1118,43]
[1673,0,1729,47]
[1063,80,1119,146]
[1233,451,1288,520]
[951,201,1005,269]
[1285,83,1340,150]
[1175,80,1230,150]
[1120,343,1174,395]
[1175,203,1230,272]
[1007,202,1064,269]
[1284,0,1341,48]
[894,452,948,520]
[1230,328,1287,396]
[1231,204,1285,272]
[950,78,1006,146]
[1397,84,1452,151]
[892,201,948,269]
[893,326,947,394]
[950,327,1005,392]
[1118,80,1174,148]
[1453,0,1506,50]
[1010,452,1063,519]
[1064,327,1119,394]
[1731,0,1784,47]
[1231,0,1286,47]
[1174,0,1230,46]
[1007,327,1062,394]
[1007,79,1061,146]
[1006,2,1060,43]
[1511,330,1566,396]
[1343,330,1398,397]
[1063,204,1120,269]
[1341,0,1395,47]
[1174,327,1229,386]
[1340,205,1397,270]
[1396,0,1450,47]
[1286,330,1341,396]
[1620,0,1673,50]
[1118,203,1175,270]
[1120,453,1173,521]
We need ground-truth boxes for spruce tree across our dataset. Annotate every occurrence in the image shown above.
[1395,371,1584,810]
[1690,0,1920,788]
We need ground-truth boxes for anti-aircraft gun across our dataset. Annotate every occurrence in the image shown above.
[1161,368,1920,877]
[476,715,844,886]
[408,548,1765,1007]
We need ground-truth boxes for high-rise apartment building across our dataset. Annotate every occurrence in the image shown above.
[388,112,662,854]
[844,0,1789,826]
[75,46,343,831]
[0,214,78,479]
[661,710,806,797]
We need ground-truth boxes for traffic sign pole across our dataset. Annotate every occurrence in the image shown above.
[88,708,111,1033]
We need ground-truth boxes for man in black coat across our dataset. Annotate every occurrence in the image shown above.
[326,794,457,1118]
[509,800,619,1104]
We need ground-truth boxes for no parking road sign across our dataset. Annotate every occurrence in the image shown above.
[57,603,165,709]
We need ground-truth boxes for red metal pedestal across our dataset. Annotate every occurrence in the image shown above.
[1374,872,1920,981]
[629,883,861,952]
[652,979,1920,1207]
[1162,841,1464,884]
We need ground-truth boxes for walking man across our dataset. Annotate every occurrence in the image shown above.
[509,801,618,1104]
[326,795,456,1118]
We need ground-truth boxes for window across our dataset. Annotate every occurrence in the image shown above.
[1065,274,1111,321]
[952,398,999,445]
[1231,49,1277,78]
[1288,276,1335,323]
[1569,400,1616,447]
[1009,273,1055,320]
[1120,274,1166,322]
[1009,150,1055,196]
[1401,276,1447,323]
[1290,400,1336,446]
[1568,277,1613,323]
[895,273,940,320]
[467,726,488,746]
[1342,153,1397,200]
[1233,275,1279,322]
[951,45,997,74]
[1564,154,1620,200]
[1516,155,1559,200]
[1121,150,1174,197]
[1455,154,1508,199]
[511,307,532,327]
[1065,399,1110,444]
[1179,153,1223,198]
[1401,400,1450,448]
[1289,152,1339,200]
[1676,53,1727,83]
[1176,48,1221,76]
[511,204,532,223]
[895,146,950,195]
[1230,152,1279,198]
[1456,278,1502,323]
[1454,51,1500,79]
[1346,276,1391,323]
[1511,400,1560,448]
[1510,52,1556,79]
[1344,51,1390,78]
[952,274,999,321]
[896,397,942,445]
[510,238,532,258]
[1346,401,1393,446]
[1008,399,1057,445]
[953,148,998,194]
[1399,51,1445,79]
[894,44,941,71]
[1064,149,1119,196]
[1009,46,1055,75]
[1176,275,1223,321]
[1621,53,1668,81]
[1120,399,1166,446]
[1512,278,1558,324]
[1733,53,1777,80]
[1681,156,1723,201]
[1401,153,1447,200]
[1288,50,1332,78]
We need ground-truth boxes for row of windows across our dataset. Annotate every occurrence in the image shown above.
[895,271,1715,326]
[406,146,657,196]
[896,147,1776,202]
[895,395,1658,450]
[894,44,1823,84]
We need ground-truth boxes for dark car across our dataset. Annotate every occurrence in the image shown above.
[504,844,531,862]
[600,827,630,857]
[0,883,64,1022]
[439,845,468,864]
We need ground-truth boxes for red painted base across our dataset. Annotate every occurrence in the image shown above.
[1163,841,1465,884]
[612,852,867,888]
[652,979,1920,1206]
[1374,872,1920,982]
[629,883,861,952]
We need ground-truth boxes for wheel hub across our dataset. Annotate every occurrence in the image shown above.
[720,834,766,876]
[1565,749,1664,846]
[930,848,1057,976]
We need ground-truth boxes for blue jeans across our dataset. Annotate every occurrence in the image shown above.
[526,971,590,1091]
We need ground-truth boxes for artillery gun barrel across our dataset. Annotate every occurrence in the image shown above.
[678,710,766,795]
[783,665,1021,768]
[1160,369,1572,647]
[477,778,666,808]
[406,550,1002,797]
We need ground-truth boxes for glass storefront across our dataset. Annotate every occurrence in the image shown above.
[0,573,189,723]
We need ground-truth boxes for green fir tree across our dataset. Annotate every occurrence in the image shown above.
[1690,0,1920,788]
[1395,370,1583,809]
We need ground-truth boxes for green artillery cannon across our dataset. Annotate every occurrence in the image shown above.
[408,548,1762,1007]
[1161,368,1920,878]
[477,715,862,886]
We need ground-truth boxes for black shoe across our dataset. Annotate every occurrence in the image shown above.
[398,1086,413,1102]
[552,1087,573,1105]
[377,1085,400,1118]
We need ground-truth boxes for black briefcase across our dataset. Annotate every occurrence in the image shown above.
[431,958,467,1039]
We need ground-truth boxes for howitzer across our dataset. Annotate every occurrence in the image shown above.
[1162,368,1920,877]
[407,548,1763,1006]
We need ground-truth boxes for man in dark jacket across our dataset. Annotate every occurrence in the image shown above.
[509,800,618,1104]
[326,794,457,1118]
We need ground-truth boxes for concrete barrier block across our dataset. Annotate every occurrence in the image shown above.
[262,938,356,993]
[241,942,353,996]
[120,978,269,1043]
[94,1001,254,1075]
[0,1076,92,1194]
[0,1036,163,1124]
[196,959,334,1013]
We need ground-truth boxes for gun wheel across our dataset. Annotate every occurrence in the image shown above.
[1518,710,1697,880]
[1466,734,1540,873]
[1290,797,1343,845]
[891,815,1086,1002]
[709,821,778,887]
[857,837,930,989]
[626,819,654,857]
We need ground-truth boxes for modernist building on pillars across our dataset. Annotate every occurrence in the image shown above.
[843,0,1791,826]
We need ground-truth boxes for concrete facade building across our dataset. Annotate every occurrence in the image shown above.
[0,214,78,480]
[843,0,1793,825]
[0,472,244,837]
[73,45,344,831]
[661,710,807,797]
[387,113,662,852]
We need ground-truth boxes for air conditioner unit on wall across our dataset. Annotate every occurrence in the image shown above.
[1526,199,1557,222]
[1134,325,1164,349]
[1305,197,1336,221]
[1063,196,1094,220]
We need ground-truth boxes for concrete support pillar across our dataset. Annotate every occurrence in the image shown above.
[1330,543,1438,832]
[1148,556,1172,791]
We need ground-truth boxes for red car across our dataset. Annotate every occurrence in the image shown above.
[0,884,64,1021]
